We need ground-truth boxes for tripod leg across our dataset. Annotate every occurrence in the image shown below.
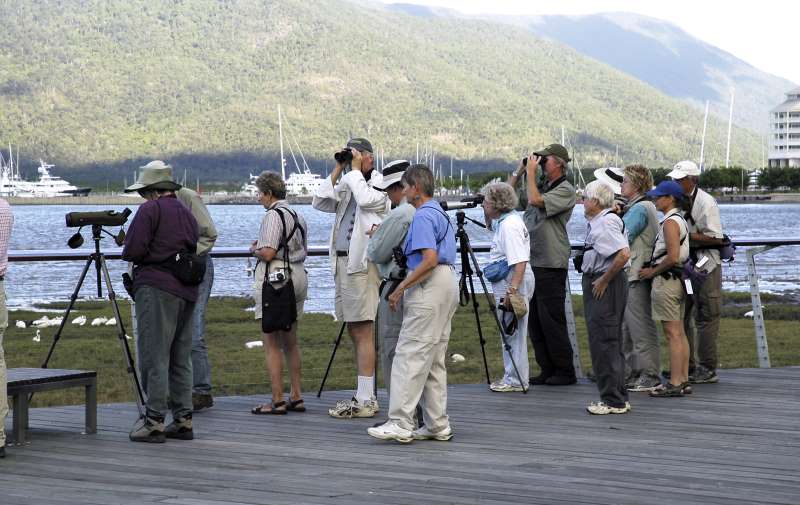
[40,256,95,369]
[466,245,529,393]
[373,316,379,399]
[317,322,346,398]
[99,255,146,416]
[459,232,492,385]
[465,274,492,385]
[30,256,96,404]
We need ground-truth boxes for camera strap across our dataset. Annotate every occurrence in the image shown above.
[261,206,305,282]
[650,212,688,264]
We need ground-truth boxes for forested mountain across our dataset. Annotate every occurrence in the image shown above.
[0,0,763,186]
[387,5,795,135]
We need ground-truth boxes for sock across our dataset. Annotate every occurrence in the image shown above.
[355,375,374,403]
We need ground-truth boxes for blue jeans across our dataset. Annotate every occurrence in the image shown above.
[191,256,214,394]
[135,285,195,420]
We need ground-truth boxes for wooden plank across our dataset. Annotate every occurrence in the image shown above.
[1,367,798,505]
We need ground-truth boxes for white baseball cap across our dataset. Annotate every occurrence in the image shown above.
[667,160,701,180]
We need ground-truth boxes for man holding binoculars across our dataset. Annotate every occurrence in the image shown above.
[509,144,578,386]
[313,137,390,419]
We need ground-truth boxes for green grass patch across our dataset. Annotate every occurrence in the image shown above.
[5,293,797,407]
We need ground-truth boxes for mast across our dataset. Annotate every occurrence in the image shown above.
[700,100,709,170]
[725,88,735,168]
[278,104,286,180]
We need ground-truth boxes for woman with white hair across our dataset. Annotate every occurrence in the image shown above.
[481,182,534,392]
[579,180,632,414]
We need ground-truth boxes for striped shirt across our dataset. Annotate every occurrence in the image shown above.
[0,198,13,277]
[257,201,308,264]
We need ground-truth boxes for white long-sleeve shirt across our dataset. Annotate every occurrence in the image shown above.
[312,170,390,275]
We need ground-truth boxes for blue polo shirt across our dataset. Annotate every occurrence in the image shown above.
[403,200,456,270]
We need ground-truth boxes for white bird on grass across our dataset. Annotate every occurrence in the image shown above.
[449,353,466,363]
[105,318,117,326]
[245,341,263,349]
[16,320,26,328]
[72,315,87,326]
[91,317,108,326]
[33,329,42,343]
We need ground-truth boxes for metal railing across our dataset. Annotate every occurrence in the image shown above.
[9,237,800,372]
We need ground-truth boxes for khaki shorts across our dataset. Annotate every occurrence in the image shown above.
[335,256,380,322]
[253,261,307,320]
[651,275,685,322]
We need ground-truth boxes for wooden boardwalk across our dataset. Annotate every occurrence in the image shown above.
[2,367,799,505]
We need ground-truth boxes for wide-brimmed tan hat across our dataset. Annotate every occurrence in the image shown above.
[124,160,182,192]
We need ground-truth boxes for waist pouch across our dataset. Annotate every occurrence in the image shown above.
[484,259,511,283]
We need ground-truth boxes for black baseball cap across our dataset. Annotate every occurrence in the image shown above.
[346,137,373,153]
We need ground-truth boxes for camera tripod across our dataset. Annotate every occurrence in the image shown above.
[39,224,145,414]
[317,321,379,399]
[455,210,528,393]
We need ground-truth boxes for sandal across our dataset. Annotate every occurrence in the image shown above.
[649,382,684,397]
[287,398,306,412]
[251,401,287,415]
[680,382,693,395]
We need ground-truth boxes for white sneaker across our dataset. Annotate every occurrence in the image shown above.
[367,420,413,443]
[586,401,631,415]
[489,382,525,392]
[412,424,453,441]
[328,396,380,419]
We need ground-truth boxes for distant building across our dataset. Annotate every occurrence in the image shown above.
[768,87,800,168]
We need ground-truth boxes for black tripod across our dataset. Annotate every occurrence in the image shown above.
[40,225,145,415]
[455,210,528,393]
[317,321,380,399]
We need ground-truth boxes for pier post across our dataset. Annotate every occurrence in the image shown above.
[564,277,583,378]
[746,246,773,368]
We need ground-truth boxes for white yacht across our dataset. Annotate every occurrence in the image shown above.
[241,169,323,197]
[13,160,91,198]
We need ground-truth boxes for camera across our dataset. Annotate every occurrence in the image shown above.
[66,208,132,228]
[268,269,287,284]
[334,147,353,164]
[439,194,484,211]
[391,245,408,272]
[521,155,548,168]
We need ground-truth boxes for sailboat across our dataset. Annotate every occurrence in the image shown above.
[241,106,322,197]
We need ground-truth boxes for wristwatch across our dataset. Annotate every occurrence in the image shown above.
[508,285,519,293]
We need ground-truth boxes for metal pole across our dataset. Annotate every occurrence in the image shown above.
[563,274,582,378]
[746,246,773,368]
[725,88,735,168]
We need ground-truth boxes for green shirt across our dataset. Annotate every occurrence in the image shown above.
[522,177,575,269]
[176,188,218,256]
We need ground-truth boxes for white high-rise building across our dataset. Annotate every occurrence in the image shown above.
[768,87,800,168]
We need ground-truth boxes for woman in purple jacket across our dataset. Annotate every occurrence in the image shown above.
[122,161,199,443]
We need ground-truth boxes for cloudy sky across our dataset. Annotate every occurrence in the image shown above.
[377,0,800,85]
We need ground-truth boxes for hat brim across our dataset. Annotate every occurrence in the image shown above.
[646,189,682,200]
[124,181,182,193]
[593,168,623,195]
[374,173,403,191]
[532,148,571,163]
[667,169,689,180]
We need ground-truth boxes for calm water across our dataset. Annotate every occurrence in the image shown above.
[6,203,800,311]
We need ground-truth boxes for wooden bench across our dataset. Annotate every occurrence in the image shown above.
[7,368,97,444]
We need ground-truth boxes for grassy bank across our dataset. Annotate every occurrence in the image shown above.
[4,292,798,407]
